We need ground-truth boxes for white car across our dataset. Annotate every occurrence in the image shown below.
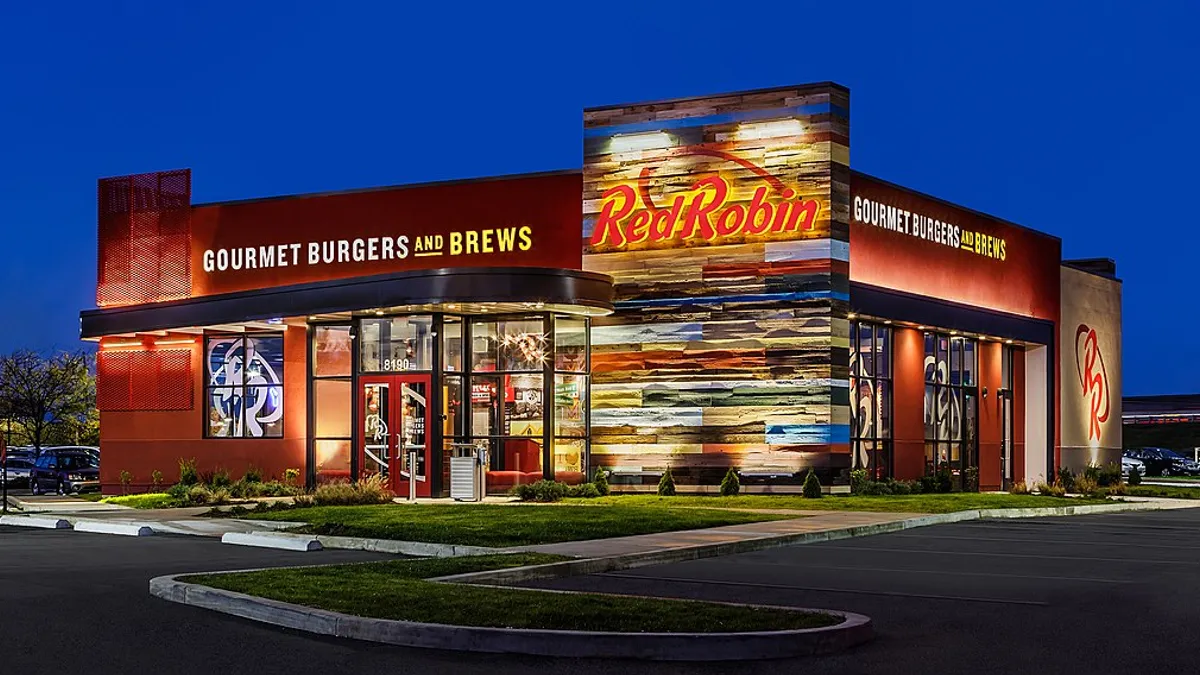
[1122,455,1146,478]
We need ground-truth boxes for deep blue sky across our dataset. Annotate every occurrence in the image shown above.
[1,1,1195,394]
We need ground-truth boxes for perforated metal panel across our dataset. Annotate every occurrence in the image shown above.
[97,349,194,411]
[97,170,192,306]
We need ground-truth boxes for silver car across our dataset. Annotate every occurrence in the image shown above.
[1122,455,1146,478]
[2,456,34,487]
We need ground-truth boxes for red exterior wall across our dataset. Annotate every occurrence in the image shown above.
[892,326,926,481]
[977,341,1004,490]
[98,324,307,493]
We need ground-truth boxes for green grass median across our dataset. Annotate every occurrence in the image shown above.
[564,493,1114,513]
[182,553,839,633]
[246,503,790,547]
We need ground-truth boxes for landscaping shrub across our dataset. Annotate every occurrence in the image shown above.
[187,485,215,506]
[802,470,823,498]
[1057,466,1076,493]
[567,482,601,499]
[511,480,570,503]
[592,467,610,496]
[936,465,954,493]
[178,458,199,486]
[1010,480,1030,495]
[965,466,980,493]
[284,468,301,485]
[849,469,869,495]
[720,468,741,496]
[119,470,133,495]
[1082,464,1101,484]
[1036,481,1066,497]
[312,475,395,506]
[151,470,164,490]
[1098,462,1123,488]
[1074,475,1100,497]
[919,474,938,494]
[209,487,233,505]
[1106,482,1128,496]
[658,468,677,497]
[1129,466,1142,486]
[243,465,263,483]
[209,467,233,489]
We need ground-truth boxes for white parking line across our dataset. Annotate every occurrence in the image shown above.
[713,560,1137,585]
[890,532,1200,551]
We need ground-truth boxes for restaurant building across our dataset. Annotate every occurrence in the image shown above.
[81,82,1123,495]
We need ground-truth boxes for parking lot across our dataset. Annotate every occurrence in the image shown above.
[534,508,1200,673]
[4,509,1200,674]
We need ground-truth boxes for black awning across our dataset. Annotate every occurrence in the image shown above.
[81,267,613,338]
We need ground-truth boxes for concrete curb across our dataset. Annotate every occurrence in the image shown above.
[73,520,155,537]
[0,514,71,529]
[443,498,1196,586]
[315,534,504,558]
[149,574,872,660]
[222,531,322,551]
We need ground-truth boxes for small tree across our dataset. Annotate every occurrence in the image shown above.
[803,469,823,498]
[657,467,676,496]
[0,350,95,451]
[719,468,740,496]
[592,467,610,496]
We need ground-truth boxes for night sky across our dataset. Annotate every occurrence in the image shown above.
[1,1,1195,394]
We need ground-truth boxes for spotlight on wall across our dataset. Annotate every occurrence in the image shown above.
[610,131,672,152]
[736,118,804,140]
[983,386,989,399]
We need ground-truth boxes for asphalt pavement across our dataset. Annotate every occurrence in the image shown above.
[3,509,1200,674]
[532,508,1200,673]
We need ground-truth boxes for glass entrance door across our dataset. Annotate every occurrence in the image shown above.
[360,374,432,498]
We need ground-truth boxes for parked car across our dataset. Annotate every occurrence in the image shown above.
[2,456,34,487]
[29,450,100,495]
[1121,455,1145,478]
[1123,448,1200,477]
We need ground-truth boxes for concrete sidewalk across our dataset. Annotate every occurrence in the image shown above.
[522,510,919,558]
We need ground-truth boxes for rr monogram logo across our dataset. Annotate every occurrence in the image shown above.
[1075,324,1110,442]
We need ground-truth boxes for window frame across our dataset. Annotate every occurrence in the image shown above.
[923,331,979,481]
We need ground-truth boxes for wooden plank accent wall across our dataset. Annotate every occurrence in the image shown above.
[583,83,851,486]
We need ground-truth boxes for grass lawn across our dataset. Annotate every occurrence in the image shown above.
[246,503,790,547]
[101,493,178,509]
[565,493,1113,514]
[182,553,839,632]
[1125,485,1200,499]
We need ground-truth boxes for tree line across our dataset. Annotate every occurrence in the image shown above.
[0,350,97,449]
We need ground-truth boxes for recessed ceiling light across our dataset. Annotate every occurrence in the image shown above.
[1005,339,1014,344]
[883,320,892,325]
[375,310,384,316]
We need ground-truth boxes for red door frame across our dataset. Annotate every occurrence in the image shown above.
[358,373,433,498]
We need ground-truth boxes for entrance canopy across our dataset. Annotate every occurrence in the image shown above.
[80,267,613,339]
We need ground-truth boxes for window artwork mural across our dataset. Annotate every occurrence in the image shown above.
[849,322,891,478]
[923,333,977,483]
[205,333,284,438]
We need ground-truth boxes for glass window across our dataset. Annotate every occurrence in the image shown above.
[923,331,978,485]
[850,320,892,478]
[443,318,463,373]
[555,318,588,372]
[314,440,351,485]
[443,376,464,438]
[313,379,351,438]
[554,374,587,437]
[312,325,352,377]
[471,322,499,372]
[205,333,285,438]
[553,438,586,483]
[360,316,433,372]
[470,376,501,436]
[498,319,548,371]
[506,374,544,437]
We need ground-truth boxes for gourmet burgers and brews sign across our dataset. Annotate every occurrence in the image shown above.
[187,173,582,297]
